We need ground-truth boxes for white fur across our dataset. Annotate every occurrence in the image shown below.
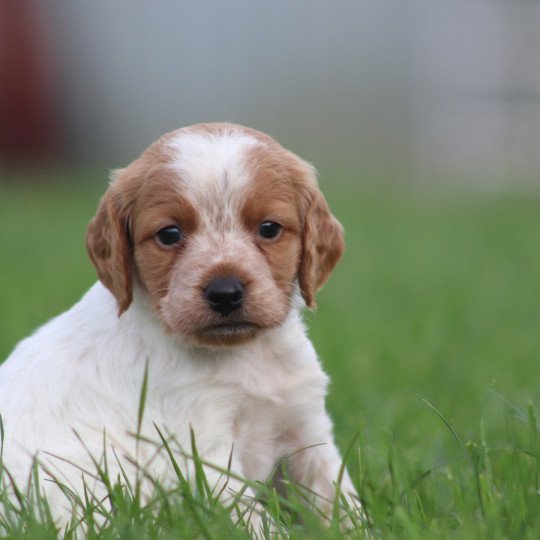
[167,129,258,213]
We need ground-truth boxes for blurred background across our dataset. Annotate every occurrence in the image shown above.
[1,0,540,187]
[1,0,539,470]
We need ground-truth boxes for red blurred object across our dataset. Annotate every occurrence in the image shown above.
[0,0,58,166]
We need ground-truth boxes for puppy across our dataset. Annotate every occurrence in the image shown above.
[0,123,358,532]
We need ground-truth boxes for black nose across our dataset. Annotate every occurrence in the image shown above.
[204,278,245,316]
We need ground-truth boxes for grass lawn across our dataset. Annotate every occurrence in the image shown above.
[1,172,540,538]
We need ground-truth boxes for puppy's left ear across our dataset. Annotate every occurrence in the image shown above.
[86,175,134,315]
[297,171,345,309]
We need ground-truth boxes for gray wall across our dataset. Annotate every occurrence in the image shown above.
[40,0,540,187]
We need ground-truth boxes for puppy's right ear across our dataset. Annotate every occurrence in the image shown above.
[86,181,133,315]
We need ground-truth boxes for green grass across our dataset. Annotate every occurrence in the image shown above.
[1,173,540,538]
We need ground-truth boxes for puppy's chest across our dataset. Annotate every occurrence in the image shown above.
[149,348,305,448]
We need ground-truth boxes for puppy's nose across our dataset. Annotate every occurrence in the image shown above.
[204,278,245,316]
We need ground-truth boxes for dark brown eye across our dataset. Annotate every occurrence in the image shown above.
[258,221,282,240]
[156,226,182,246]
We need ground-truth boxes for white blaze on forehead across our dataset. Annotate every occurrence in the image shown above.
[166,129,260,212]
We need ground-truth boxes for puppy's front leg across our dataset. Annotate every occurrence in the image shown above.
[282,407,360,527]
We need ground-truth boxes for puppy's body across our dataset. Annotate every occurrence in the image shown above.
[0,124,357,527]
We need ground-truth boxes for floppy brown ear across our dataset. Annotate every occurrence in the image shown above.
[298,184,345,309]
[86,185,133,315]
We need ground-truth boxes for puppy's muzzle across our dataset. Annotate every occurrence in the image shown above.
[204,277,245,316]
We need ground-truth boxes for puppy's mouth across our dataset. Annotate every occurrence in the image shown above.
[196,321,260,345]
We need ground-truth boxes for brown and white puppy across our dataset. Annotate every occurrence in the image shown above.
[0,123,358,532]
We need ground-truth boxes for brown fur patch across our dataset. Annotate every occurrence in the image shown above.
[86,188,133,314]
[243,139,344,309]
[131,175,199,310]
[297,188,344,308]
[86,136,193,314]
[241,144,305,303]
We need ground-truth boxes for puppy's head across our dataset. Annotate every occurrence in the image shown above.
[86,123,343,347]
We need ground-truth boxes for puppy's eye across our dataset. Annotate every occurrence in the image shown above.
[156,226,182,246]
[258,221,282,240]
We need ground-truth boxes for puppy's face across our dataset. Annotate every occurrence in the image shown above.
[87,124,344,347]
